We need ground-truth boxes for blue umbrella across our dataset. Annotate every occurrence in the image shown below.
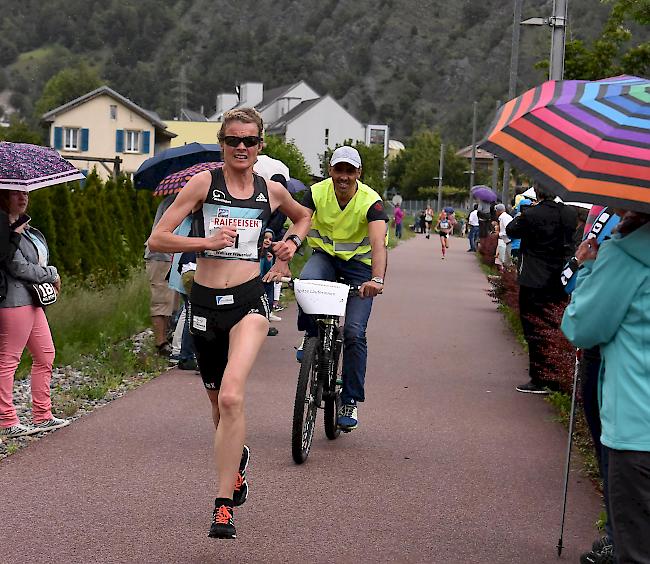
[134,142,222,189]
[443,206,455,214]
[287,178,307,195]
[471,185,498,203]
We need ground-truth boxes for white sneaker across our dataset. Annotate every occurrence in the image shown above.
[268,313,282,322]
[0,423,40,439]
[33,417,70,432]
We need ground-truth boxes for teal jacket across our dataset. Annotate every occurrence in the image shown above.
[561,222,650,452]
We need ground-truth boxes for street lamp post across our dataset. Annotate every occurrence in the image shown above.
[502,0,523,205]
[469,101,477,190]
[436,143,444,213]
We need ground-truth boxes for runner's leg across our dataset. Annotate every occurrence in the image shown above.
[214,313,269,499]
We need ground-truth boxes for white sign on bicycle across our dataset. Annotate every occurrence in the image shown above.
[294,280,349,316]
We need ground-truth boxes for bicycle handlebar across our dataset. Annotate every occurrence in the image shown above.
[279,277,369,297]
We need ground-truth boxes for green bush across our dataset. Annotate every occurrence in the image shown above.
[27,173,158,286]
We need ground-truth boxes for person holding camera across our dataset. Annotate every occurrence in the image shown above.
[0,189,69,439]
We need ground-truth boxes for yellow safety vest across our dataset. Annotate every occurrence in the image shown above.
[306,178,385,265]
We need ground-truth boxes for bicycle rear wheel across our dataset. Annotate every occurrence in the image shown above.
[291,337,320,464]
[324,336,343,440]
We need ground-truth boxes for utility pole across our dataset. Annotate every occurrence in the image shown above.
[172,65,190,117]
[469,101,477,190]
[436,142,444,213]
[502,0,523,205]
[549,0,568,80]
[492,100,501,194]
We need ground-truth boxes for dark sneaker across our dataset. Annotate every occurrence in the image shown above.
[337,403,358,431]
[516,382,550,395]
[0,423,39,439]
[33,417,70,431]
[209,498,236,539]
[178,357,198,371]
[233,445,250,507]
[156,343,172,357]
[580,544,615,564]
[267,327,279,337]
[591,536,612,553]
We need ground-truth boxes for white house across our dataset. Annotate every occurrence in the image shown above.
[42,86,176,179]
[211,81,385,176]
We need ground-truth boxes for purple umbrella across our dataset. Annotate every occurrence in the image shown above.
[287,178,307,195]
[471,185,498,203]
[0,142,85,191]
[153,161,223,196]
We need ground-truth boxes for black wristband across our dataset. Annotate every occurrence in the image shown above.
[286,234,302,248]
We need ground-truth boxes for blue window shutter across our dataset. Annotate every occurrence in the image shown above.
[81,128,89,151]
[141,131,150,154]
[54,127,63,149]
[115,129,124,153]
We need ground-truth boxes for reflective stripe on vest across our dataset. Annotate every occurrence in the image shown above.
[306,178,382,265]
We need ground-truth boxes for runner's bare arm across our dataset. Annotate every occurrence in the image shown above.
[147,171,237,253]
[267,181,312,262]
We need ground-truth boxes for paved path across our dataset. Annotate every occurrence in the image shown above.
[1,235,601,563]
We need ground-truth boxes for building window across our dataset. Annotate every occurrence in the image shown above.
[63,127,80,150]
[110,105,117,119]
[324,128,329,146]
[125,130,140,153]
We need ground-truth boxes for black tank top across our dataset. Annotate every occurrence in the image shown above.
[192,168,272,262]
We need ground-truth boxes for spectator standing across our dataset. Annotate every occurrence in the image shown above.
[393,203,404,239]
[561,212,650,564]
[145,194,177,356]
[0,190,69,439]
[467,204,479,252]
[495,203,513,271]
[505,186,577,394]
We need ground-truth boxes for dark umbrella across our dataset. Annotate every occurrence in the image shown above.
[0,142,84,191]
[287,178,307,195]
[153,161,223,196]
[443,206,455,214]
[134,142,222,189]
[470,185,498,202]
[480,75,650,213]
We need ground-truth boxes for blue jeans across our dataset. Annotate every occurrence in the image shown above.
[297,251,374,405]
[395,222,402,239]
[468,225,479,251]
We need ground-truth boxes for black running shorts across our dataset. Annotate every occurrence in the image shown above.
[189,277,270,390]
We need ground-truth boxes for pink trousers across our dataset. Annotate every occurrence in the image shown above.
[0,305,55,427]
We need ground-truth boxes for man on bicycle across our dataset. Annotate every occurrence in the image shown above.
[297,146,388,431]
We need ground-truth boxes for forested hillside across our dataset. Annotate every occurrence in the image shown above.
[0,0,642,144]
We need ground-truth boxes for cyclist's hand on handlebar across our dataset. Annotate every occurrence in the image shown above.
[359,280,383,298]
[262,260,291,283]
[204,226,238,251]
[271,240,296,262]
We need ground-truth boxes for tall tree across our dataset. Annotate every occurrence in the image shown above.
[34,62,102,119]
[262,135,312,185]
[0,116,44,144]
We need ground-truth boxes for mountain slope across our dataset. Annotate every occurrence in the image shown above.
[0,0,621,145]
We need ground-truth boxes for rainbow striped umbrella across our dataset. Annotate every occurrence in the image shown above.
[480,75,650,213]
[153,161,223,196]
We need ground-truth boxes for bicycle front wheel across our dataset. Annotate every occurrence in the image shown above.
[291,337,320,464]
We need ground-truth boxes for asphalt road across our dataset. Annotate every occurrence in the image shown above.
[0,234,602,563]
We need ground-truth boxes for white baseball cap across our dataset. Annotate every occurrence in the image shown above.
[330,146,362,169]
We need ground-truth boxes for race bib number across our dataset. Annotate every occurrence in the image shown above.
[204,216,262,260]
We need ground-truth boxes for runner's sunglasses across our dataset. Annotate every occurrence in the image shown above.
[223,135,262,148]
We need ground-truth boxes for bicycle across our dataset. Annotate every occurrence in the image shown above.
[284,278,359,464]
